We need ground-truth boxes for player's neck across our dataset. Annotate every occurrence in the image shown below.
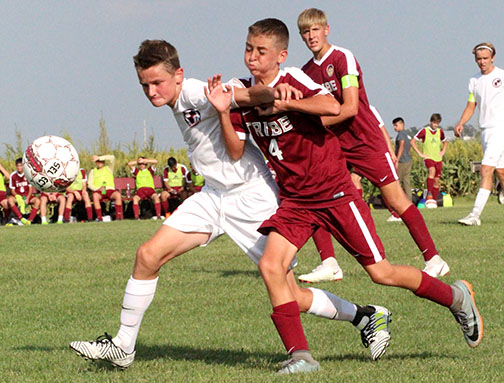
[313,42,332,61]
[481,65,495,75]
[254,70,280,86]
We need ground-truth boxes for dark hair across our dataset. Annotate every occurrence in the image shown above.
[16,158,23,165]
[392,117,404,124]
[167,157,177,167]
[248,18,289,50]
[430,113,442,123]
[134,40,180,74]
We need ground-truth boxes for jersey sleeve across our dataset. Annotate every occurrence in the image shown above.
[130,167,138,176]
[81,169,87,182]
[163,167,169,182]
[333,47,360,78]
[283,67,329,98]
[440,129,446,142]
[413,128,426,142]
[230,109,249,141]
[185,171,193,184]
[180,164,188,177]
[149,167,156,176]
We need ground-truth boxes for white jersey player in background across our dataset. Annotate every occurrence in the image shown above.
[69,39,391,371]
[455,42,504,226]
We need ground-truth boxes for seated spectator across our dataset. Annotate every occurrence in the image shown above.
[186,162,205,196]
[0,162,12,224]
[127,157,162,220]
[88,154,123,221]
[64,168,93,222]
[40,192,66,224]
[8,158,40,225]
[160,156,188,215]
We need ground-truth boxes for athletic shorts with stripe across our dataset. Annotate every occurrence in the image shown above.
[258,198,385,266]
[424,159,442,178]
[164,177,280,265]
[343,145,398,188]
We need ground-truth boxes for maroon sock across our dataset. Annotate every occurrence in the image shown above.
[133,204,140,219]
[64,207,71,221]
[400,204,438,261]
[312,228,335,262]
[414,271,453,307]
[95,208,103,220]
[86,206,93,221]
[271,301,309,353]
[11,205,22,219]
[28,208,38,222]
[427,178,434,196]
[154,202,161,217]
[432,187,440,201]
[162,200,169,215]
[4,208,11,221]
[116,204,123,220]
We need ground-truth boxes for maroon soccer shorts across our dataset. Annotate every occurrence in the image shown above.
[258,198,386,266]
[0,191,6,203]
[136,187,156,200]
[344,146,398,188]
[93,189,117,200]
[424,159,442,178]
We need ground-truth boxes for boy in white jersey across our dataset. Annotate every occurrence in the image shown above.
[70,39,390,372]
[455,42,504,226]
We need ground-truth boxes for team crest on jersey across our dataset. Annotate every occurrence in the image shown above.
[326,64,334,77]
[492,78,502,88]
[183,109,201,127]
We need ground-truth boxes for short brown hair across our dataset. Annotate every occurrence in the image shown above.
[133,40,180,74]
[248,18,289,50]
[430,113,442,123]
[472,42,496,57]
[297,8,327,32]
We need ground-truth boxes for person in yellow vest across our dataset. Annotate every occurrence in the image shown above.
[0,162,12,224]
[160,157,188,215]
[88,154,123,221]
[127,157,161,220]
[40,192,66,224]
[186,162,205,197]
[64,168,93,222]
[411,113,448,207]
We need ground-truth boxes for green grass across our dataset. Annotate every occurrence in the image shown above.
[0,198,502,382]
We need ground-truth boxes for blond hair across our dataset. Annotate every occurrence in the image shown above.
[472,42,496,57]
[297,8,327,32]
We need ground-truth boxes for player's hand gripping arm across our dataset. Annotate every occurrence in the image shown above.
[454,101,476,137]
[204,78,245,160]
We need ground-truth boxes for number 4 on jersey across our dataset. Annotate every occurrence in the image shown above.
[269,138,283,160]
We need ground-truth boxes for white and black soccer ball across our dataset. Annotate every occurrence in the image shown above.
[425,198,438,209]
[23,135,80,192]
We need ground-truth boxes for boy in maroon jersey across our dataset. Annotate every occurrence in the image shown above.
[208,17,482,373]
[8,158,40,224]
[296,8,449,279]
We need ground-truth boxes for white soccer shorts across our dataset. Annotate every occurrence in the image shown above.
[481,127,504,168]
[164,178,279,264]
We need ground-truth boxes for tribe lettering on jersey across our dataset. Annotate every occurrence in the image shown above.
[232,68,357,207]
[302,45,385,151]
[170,78,272,191]
[9,171,30,196]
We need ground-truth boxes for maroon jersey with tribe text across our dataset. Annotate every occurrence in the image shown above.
[9,171,31,196]
[302,45,385,151]
[231,67,358,208]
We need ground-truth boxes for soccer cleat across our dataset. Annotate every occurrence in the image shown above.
[69,333,135,368]
[277,358,320,374]
[42,221,49,225]
[20,218,31,225]
[298,263,343,283]
[450,280,483,348]
[360,305,392,361]
[458,213,481,226]
[423,255,450,278]
[386,215,402,222]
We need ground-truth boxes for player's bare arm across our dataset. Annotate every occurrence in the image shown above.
[0,163,10,179]
[454,101,477,137]
[205,78,245,160]
[320,85,359,126]
[396,140,405,165]
[410,138,428,159]
[439,140,448,158]
[258,93,340,117]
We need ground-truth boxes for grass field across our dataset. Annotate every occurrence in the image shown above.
[0,198,502,383]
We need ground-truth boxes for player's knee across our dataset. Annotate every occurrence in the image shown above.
[136,243,161,271]
[258,256,284,279]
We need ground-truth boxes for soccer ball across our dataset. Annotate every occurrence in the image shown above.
[425,198,438,209]
[23,135,80,192]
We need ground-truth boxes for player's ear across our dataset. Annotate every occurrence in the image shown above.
[278,49,288,65]
[325,25,330,37]
[174,67,184,84]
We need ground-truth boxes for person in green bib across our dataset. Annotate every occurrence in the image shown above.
[0,162,12,224]
[160,157,188,215]
[186,162,205,196]
[127,157,162,220]
[64,168,93,222]
[88,154,123,221]
[411,113,448,206]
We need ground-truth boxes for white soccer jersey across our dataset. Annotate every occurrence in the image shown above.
[171,78,273,191]
[468,66,504,129]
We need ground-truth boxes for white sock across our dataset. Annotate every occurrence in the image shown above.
[41,216,47,223]
[306,288,357,321]
[471,188,491,217]
[113,276,158,354]
[58,215,63,222]
[322,257,339,269]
